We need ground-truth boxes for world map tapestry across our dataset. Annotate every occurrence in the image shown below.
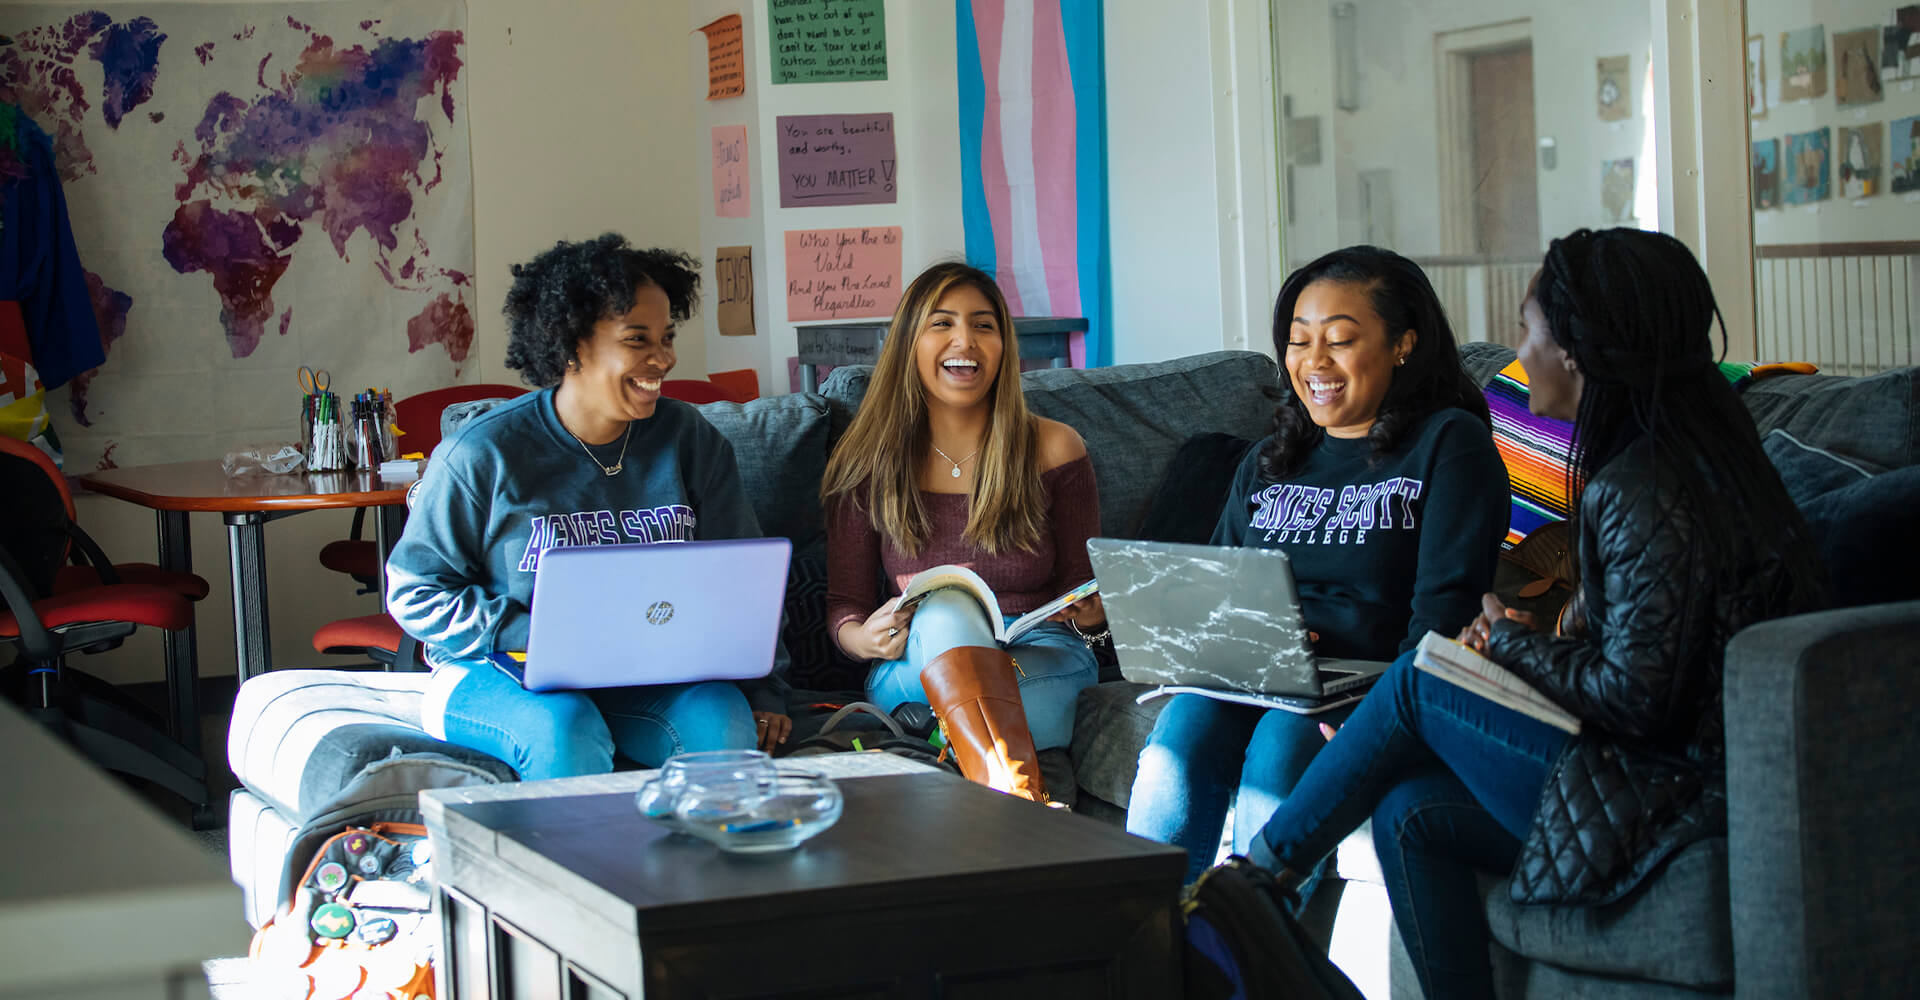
[0,1,472,469]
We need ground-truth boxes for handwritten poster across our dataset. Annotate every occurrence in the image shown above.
[716,246,756,336]
[711,126,749,218]
[769,0,887,84]
[701,14,745,99]
[777,113,896,207]
[785,226,902,321]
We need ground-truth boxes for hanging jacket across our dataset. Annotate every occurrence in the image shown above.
[1486,437,1823,905]
[0,106,104,389]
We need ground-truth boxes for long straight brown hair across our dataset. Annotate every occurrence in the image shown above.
[821,262,1045,556]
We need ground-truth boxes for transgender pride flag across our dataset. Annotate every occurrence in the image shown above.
[956,0,1109,367]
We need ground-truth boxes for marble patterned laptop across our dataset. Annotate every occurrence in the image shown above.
[1086,538,1384,711]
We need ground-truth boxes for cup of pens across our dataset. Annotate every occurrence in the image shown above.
[299,366,348,472]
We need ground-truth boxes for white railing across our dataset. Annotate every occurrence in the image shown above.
[1413,247,1917,375]
[1410,256,1540,349]
[1754,244,1917,376]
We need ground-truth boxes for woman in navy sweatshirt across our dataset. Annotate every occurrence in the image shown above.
[1126,246,1509,904]
[386,234,788,779]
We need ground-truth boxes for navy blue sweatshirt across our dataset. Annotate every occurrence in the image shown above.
[1211,408,1509,660]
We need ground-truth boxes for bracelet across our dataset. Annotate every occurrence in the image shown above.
[1067,618,1111,648]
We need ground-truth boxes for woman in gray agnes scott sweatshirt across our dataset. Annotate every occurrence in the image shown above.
[386,234,790,779]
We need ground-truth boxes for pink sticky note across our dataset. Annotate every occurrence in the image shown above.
[712,125,749,218]
[784,226,903,322]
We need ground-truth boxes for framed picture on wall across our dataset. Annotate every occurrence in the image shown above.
[1748,35,1768,118]
[1780,26,1828,102]
[1884,7,1919,80]
[1752,138,1781,210]
[1835,28,1886,105]
[1785,128,1831,205]
[1838,123,1884,199]
[1890,115,1920,194]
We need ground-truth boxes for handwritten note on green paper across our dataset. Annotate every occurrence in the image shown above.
[769,0,887,84]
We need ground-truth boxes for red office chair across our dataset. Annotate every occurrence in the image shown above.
[707,368,761,403]
[0,438,210,813]
[318,383,527,591]
[661,379,733,404]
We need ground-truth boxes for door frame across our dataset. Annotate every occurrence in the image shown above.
[1434,18,1534,256]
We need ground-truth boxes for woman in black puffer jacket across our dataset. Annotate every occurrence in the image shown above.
[1242,228,1828,1000]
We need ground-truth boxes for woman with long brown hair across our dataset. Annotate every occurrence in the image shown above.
[822,262,1103,803]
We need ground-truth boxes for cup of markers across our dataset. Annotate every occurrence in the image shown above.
[303,389,348,472]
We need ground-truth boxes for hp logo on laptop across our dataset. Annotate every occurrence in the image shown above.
[645,601,674,625]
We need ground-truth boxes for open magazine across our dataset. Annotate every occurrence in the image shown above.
[1412,631,1582,734]
[897,565,1098,644]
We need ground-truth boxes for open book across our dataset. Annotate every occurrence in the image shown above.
[1413,631,1581,734]
[897,565,1098,645]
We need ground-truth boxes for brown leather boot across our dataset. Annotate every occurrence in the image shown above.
[920,645,1048,802]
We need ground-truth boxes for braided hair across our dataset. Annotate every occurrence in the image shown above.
[1259,245,1488,482]
[1533,228,1825,608]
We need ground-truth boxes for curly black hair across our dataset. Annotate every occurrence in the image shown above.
[502,234,701,386]
[1258,245,1488,482]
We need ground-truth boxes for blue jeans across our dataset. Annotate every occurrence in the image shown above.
[1249,650,1571,1000]
[1126,693,1356,885]
[422,655,757,780]
[865,587,1098,750]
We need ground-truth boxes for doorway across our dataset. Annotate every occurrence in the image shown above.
[1467,44,1540,257]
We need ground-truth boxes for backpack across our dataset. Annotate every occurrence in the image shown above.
[780,700,960,773]
[249,822,437,1000]
[1182,856,1366,1000]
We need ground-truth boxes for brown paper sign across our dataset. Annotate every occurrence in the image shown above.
[716,245,755,336]
[701,14,745,100]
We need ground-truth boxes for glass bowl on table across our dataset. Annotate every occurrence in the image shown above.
[672,769,844,854]
[633,749,777,832]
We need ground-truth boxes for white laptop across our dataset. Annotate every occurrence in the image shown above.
[1085,538,1386,714]
[510,538,791,692]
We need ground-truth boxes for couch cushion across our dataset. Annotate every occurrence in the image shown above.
[1136,432,1256,543]
[694,393,832,547]
[1485,837,1732,990]
[1799,465,1920,608]
[1071,682,1169,808]
[228,669,515,824]
[1740,366,1918,470]
[695,394,852,687]
[821,352,1282,540]
[1763,428,1883,506]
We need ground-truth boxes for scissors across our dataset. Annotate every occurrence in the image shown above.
[298,366,331,394]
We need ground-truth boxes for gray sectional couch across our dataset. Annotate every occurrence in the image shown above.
[227,345,1920,999]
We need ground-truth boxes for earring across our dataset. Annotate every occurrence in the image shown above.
[1396,356,1408,367]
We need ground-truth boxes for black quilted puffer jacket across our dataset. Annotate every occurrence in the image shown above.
[1485,438,1820,906]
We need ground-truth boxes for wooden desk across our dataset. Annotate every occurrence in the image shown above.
[78,462,410,733]
[795,316,1087,392]
[0,699,241,998]
[424,766,1183,999]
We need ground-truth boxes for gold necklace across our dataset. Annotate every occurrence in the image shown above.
[567,422,633,477]
[930,443,979,479]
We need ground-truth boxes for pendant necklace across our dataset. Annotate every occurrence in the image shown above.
[568,422,634,477]
[930,444,979,479]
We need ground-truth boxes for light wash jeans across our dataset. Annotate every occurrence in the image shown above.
[421,654,757,780]
[864,587,1098,750]
[1125,692,1357,885]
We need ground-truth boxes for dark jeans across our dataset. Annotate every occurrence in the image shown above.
[1250,650,1571,1000]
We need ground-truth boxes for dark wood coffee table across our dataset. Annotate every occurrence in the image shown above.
[424,768,1184,999]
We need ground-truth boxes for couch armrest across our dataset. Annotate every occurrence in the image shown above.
[1724,599,1920,999]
